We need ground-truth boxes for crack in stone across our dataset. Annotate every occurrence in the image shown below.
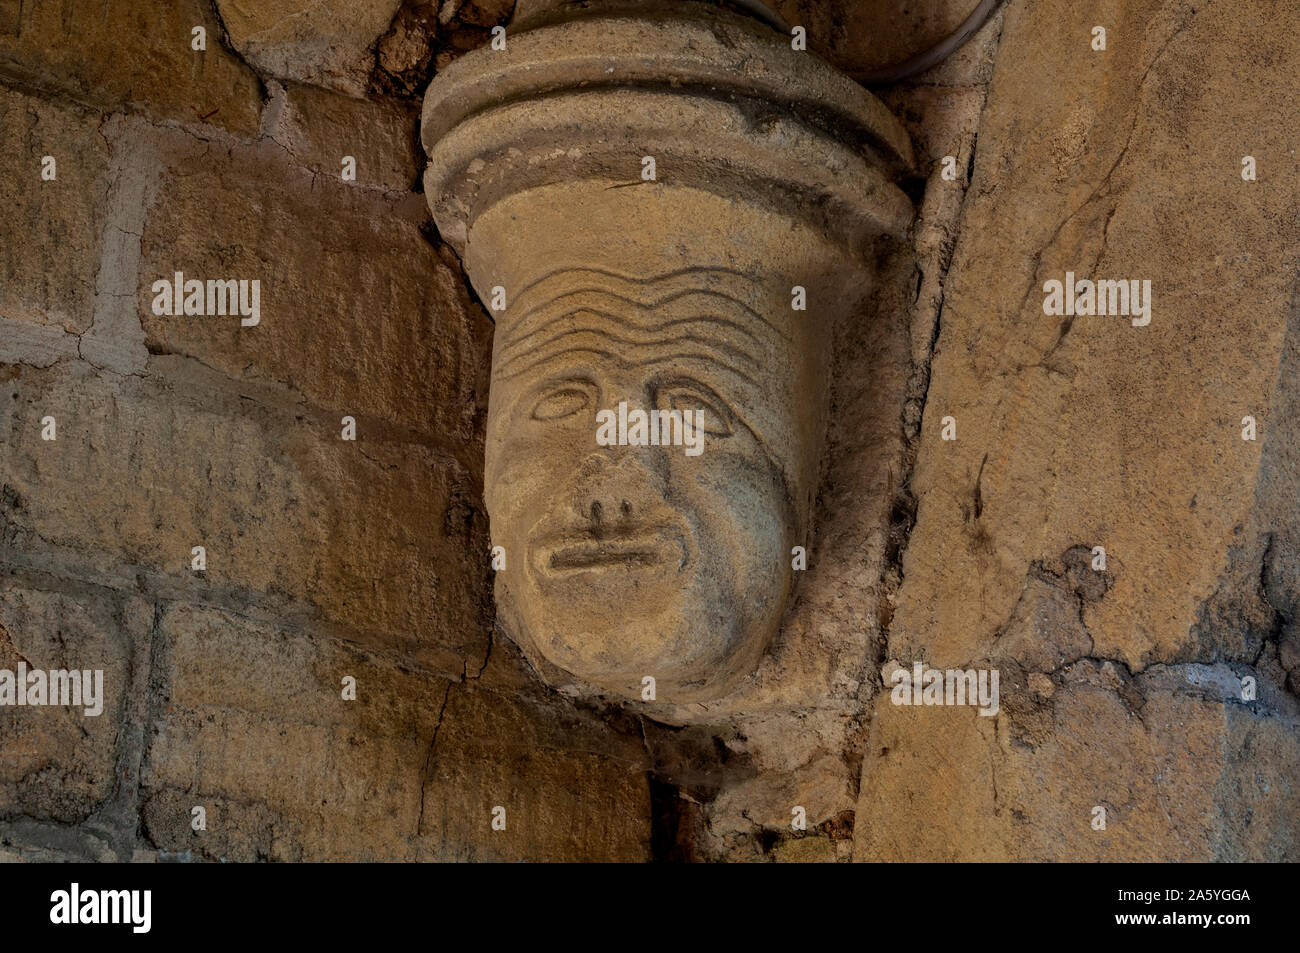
[414,680,454,842]
[1013,1,1211,327]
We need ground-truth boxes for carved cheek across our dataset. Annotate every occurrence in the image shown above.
[486,375,596,488]
[664,438,789,562]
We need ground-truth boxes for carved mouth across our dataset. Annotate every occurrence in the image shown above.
[532,529,688,579]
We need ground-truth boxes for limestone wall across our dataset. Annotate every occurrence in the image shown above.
[1,0,1296,862]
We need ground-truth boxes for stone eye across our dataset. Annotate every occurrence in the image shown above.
[655,382,734,438]
[530,384,592,421]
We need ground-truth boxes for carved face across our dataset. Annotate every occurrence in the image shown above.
[484,266,803,701]
[421,0,913,713]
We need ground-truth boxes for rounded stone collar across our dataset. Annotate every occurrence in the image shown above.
[422,0,915,255]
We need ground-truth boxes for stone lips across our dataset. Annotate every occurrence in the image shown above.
[420,2,915,256]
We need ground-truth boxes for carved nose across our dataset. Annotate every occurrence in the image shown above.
[574,454,663,530]
[588,498,634,527]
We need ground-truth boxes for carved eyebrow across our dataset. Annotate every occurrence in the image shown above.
[505,303,766,352]
[500,266,793,350]
[496,321,762,377]
[512,265,754,307]
[505,286,789,347]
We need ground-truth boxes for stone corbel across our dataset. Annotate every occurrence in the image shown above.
[421,0,914,712]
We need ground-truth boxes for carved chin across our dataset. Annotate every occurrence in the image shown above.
[506,542,779,701]
[518,598,770,702]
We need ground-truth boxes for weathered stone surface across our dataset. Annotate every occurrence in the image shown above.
[0,361,489,676]
[142,603,452,861]
[771,833,837,863]
[449,0,516,29]
[0,87,108,337]
[261,81,421,192]
[889,0,1300,671]
[136,130,489,446]
[376,6,437,85]
[1192,239,1300,676]
[139,604,649,861]
[0,834,119,863]
[0,582,142,824]
[418,666,653,861]
[770,0,983,79]
[856,0,1300,860]
[0,0,262,136]
[214,0,404,96]
[856,662,1300,861]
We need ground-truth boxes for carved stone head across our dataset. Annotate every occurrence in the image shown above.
[422,0,913,709]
